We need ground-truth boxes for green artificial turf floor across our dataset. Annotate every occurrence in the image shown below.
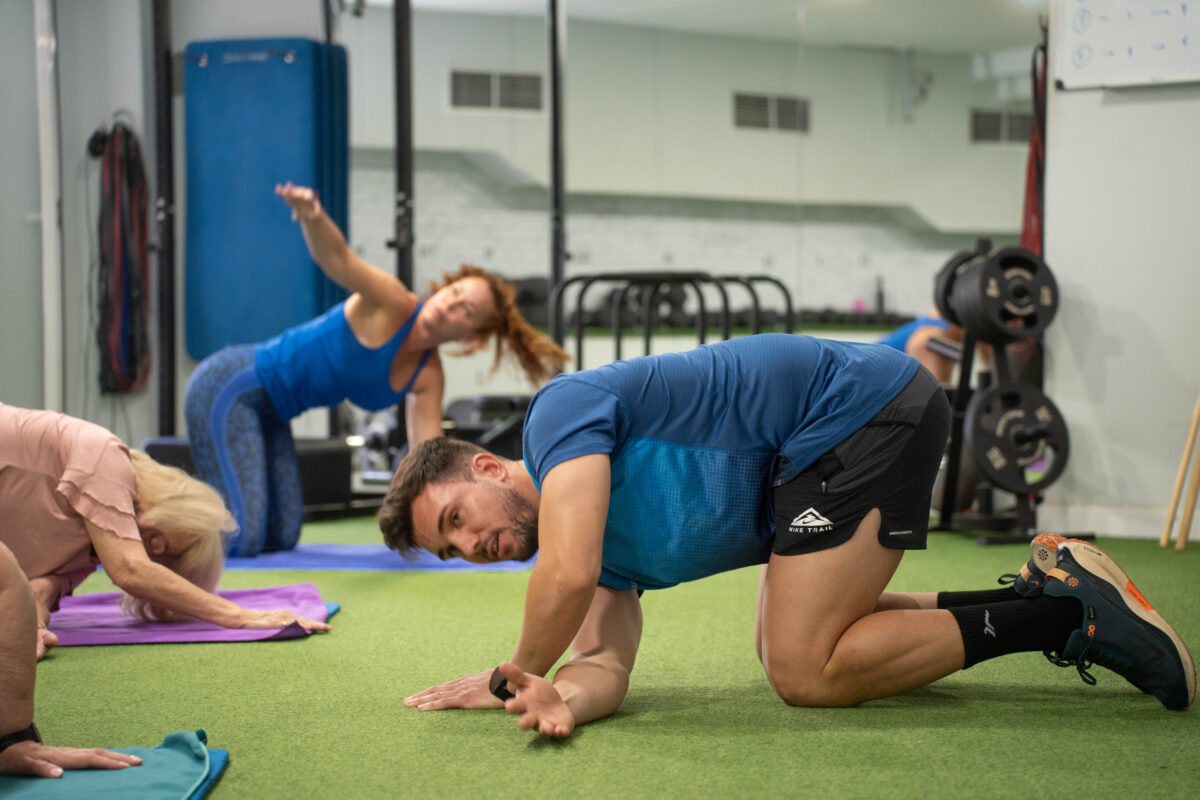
[34,520,1200,799]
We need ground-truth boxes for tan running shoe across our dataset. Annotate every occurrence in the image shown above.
[1041,539,1196,711]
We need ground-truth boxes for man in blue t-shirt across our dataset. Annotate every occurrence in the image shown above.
[379,334,1194,737]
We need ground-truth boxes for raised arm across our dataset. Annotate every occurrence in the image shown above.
[86,522,330,632]
[499,584,642,737]
[275,182,411,311]
[510,454,611,678]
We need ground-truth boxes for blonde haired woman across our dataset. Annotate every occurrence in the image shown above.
[0,403,329,661]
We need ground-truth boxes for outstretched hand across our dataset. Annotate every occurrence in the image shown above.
[241,609,331,633]
[404,670,504,711]
[0,741,142,779]
[497,661,575,738]
[275,182,322,222]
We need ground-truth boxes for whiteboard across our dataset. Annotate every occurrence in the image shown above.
[1053,0,1200,89]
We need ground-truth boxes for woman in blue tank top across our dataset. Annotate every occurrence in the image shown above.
[876,309,957,382]
[877,308,1000,385]
[184,183,567,557]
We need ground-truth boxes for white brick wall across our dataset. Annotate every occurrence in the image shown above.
[350,150,1003,325]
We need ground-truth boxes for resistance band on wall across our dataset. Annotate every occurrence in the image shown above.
[1011,29,1048,390]
[90,120,151,393]
[1019,31,1047,256]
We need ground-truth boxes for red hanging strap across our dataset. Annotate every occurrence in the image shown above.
[1019,41,1047,256]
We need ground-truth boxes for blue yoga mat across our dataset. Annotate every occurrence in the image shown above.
[183,38,347,359]
[224,543,535,572]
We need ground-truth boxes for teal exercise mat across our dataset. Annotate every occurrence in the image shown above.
[224,543,536,572]
[0,729,226,799]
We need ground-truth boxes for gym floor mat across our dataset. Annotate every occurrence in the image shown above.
[51,583,335,646]
[0,729,227,799]
[38,533,1200,798]
[223,543,535,572]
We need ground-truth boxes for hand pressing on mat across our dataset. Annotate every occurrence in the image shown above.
[239,608,331,633]
[403,670,504,711]
[496,661,574,738]
[0,741,143,779]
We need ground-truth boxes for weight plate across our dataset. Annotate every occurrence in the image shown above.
[931,248,969,326]
[963,382,1069,493]
[952,248,1058,344]
[933,250,975,327]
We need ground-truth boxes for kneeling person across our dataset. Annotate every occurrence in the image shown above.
[380,334,1195,737]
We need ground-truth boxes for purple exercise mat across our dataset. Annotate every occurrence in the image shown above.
[51,583,329,646]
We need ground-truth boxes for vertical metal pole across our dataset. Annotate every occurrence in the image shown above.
[34,0,64,412]
[386,0,415,448]
[934,333,977,531]
[547,0,567,345]
[393,0,414,288]
[151,0,176,435]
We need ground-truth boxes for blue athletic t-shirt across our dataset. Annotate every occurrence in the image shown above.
[521,334,919,591]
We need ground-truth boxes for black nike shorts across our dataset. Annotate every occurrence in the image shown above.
[771,366,950,557]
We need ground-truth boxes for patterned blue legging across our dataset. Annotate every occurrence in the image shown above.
[184,345,303,556]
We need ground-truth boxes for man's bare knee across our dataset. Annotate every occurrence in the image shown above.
[769,674,855,708]
[764,653,856,708]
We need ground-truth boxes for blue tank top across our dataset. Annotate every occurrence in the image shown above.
[877,315,950,352]
[253,302,432,420]
[521,334,919,591]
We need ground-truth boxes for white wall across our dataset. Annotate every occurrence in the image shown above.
[0,0,44,410]
[568,24,1024,233]
[348,151,982,336]
[53,0,154,441]
[1040,13,1200,538]
[343,8,1030,234]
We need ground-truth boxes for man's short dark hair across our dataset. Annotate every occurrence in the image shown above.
[377,437,488,557]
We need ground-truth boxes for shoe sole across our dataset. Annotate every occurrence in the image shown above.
[1048,540,1197,711]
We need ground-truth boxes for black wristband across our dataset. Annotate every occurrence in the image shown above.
[488,666,515,702]
[0,722,42,754]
